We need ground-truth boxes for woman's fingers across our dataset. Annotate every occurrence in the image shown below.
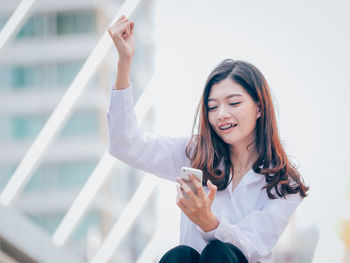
[207,180,217,203]
[109,21,131,37]
[176,184,190,209]
[108,17,135,60]
[176,178,197,203]
[189,174,206,199]
[114,15,129,26]
[116,14,126,22]
[109,15,133,38]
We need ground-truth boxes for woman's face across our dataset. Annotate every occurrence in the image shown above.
[207,78,260,148]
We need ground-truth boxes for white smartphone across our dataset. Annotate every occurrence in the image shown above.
[179,167,203,197]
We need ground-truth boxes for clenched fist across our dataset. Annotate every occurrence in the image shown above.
[108,15,135,61]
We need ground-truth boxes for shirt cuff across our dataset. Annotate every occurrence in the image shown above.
[196,213,222,242]
[214,215,239,242]
[108,82,134,113]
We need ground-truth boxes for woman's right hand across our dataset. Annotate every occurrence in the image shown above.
[108,15,135,61]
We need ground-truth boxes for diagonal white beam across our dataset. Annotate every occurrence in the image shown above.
[136,180,180,263]
[90,174,158,263]
[0,0,143,207]
[52,75,156,246]
[0,0,36,53]
[0,204,83,263]
[136,229,160,263]
[52,151,117,247]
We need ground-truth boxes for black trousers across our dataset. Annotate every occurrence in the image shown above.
[159,240,248,263]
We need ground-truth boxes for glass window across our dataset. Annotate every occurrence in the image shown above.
[0,66,12,89]
[0,165,15,192]
[29,211,100,238]
[57,61,83,86]
[0,17,9,30]
[71,211,101,240]
[11,65,44,89]
[6,61,83,90]
[57,13,75,35]
[57,162,95,187]
[25,167,53,192]
[45,63,58,87]
[75,11,96,34]
[46,14,57,36]
[11,67,25,87]
[11,114,46,139]
[24,161,96,193]
[57,11,95,35]
[29,214,63,235]
[16,15,45,39]
[10,10,95,39]
[0,116,12,140]
[10,110,98,140]
[61,111,99,137]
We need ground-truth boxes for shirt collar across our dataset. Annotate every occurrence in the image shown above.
[229,169,263,192]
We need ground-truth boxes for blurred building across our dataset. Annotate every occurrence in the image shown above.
[0,0,156,262]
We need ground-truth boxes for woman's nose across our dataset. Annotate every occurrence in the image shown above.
[217,106,230,120]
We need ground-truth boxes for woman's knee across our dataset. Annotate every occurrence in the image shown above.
[200,240,248,263]
[201,240,227,255]
[159,245,200,263]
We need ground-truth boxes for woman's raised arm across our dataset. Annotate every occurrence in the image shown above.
[107,16,189,182]
[108,15,134,90]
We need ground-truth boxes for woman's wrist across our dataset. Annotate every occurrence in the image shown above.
[201,213,219,232]
[118,57,132,66]
[114,59,132,90]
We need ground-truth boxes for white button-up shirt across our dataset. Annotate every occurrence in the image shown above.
[107,83,303,263]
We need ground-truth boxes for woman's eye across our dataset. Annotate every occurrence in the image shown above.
[229,102,241,106]
[208,106,217,111]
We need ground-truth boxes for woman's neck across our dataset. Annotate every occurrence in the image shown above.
[229,141,259,174]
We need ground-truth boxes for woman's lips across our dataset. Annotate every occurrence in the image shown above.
[219,123,237,133]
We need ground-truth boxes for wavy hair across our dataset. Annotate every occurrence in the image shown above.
[186,59,309,199]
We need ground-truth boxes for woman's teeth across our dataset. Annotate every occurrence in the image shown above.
[219,123,237,130]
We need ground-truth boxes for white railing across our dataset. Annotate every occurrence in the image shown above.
[53,76,157,246]
[0,0,142,207]
[0,0,36,52]
[0,0,170,262]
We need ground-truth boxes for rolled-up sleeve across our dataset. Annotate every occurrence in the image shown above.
[107,83,188,182]
[197,193,302,262]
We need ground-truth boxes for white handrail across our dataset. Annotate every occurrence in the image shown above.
[52,152,118,247]
[0,0,36,52]
[90,174,158,263]
[136,180,180,263]
[53,75,156,246]
[1,0,166,261]
[0,0,142,206]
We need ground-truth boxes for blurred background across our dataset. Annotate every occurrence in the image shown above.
[0,0,349,262]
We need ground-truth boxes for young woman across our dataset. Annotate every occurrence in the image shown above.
[107,16,309,263]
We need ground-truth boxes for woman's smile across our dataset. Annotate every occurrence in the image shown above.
[218,122,238,133]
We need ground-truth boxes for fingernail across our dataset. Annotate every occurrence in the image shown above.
[207,180,212,185]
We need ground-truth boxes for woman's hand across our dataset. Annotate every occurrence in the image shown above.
[108,15,135,62]
[176,175,219,232]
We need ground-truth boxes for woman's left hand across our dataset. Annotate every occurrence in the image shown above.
[176,174,219,232]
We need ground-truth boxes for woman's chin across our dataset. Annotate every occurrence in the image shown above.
[221,137,237,146]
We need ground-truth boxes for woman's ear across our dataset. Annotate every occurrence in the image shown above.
[256,103,261,119]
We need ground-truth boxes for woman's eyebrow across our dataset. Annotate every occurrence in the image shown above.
[208,94,243,102]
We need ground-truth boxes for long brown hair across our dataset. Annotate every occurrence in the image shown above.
[186,59,309,199]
